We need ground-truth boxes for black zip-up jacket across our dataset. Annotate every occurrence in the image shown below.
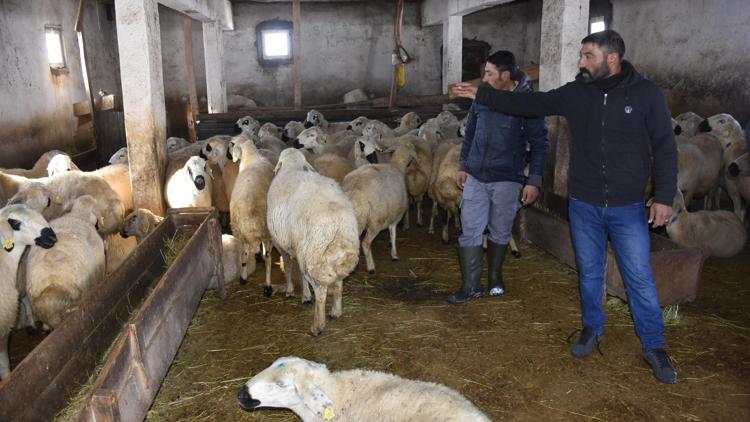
[474,61,677,207]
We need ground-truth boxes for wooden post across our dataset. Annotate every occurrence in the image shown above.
[183,16,198,142]
[292,0,302,109]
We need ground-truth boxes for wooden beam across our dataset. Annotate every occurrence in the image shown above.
[292,0,302,109]
[75,0,86,32]
[183,16,199,143]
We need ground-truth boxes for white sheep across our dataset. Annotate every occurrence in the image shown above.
[166,137,190,153]
[352,134,382,167]
[664,191,747,258]
[304,110,350,134]
[282,121,306,143]
[46,171,125,235]
[343,142,415,273]
[346,116,369,136]
[1,150,68,179]
[199,137,240,204]
[431,143,463,243]
[46,154,79,177]
[165,156,213,209]
[237,356,491,422]
[674,112,704,138]
[108,147,129,165]
[258,122,282,140]
[676,133,723,209]
[342,88,371,104]
[0,204,57,380]
[235,115,261,137]
[229,138,275,295]
[25,195,105,329]
[268,149,359,335]
[7,182,65,220]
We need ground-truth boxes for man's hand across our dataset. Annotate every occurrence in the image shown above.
[648,203,673,228]
[450,83,478,100]
[520,185,539,206]
[456,171,468,190]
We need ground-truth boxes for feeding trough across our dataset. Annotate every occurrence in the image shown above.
[0,208,223,422]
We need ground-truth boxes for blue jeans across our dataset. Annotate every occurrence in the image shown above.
[459,175,522,247]
[568,198,665,352]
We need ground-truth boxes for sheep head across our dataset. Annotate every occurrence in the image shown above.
[274,149,316,174]
[234,115,261,136]
[304,109,328,129]
[8,182,65,220]
[398,112,422,131]
[283,121,305,143]
[108,147,129,165]
[698,113,744,145]
[346,116,369,135]
[238,356,334,421]
[0,204,57,252]
[47,154,79,177]
[166,137,189,153]
[258,123,281,139]
[200,139,229,171]
[295,127,328,154]
[121,208,162,239]
[185,156,212,191]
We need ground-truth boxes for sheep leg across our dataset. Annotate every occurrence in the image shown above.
[428,202,437,234]
[416,194,424,227]
[362,228,377,274]
[301,272,313,305]
[239,242,254,285]
[389,223,399,261]
[310,282,328,336]
[281,252,295,298]
[0,335,9,380]
[329,279,343,319]
[510,235,521,258]
[442,211,451,244]
[20,296,37,335]
[401,207,410,230]
[263,240,273,298]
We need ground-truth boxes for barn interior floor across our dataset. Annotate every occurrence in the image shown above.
[11,206,748,421]
[138,206,750,421]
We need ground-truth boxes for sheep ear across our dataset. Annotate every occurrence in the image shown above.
[205,163,214,180]
[296,381,334,419]
[8,218,21,231]
[303,163,317,173]
[274,160,283,174]
[140,216,150,235]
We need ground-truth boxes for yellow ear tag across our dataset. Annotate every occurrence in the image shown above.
[323,407,336,420]
[54,196,62,205]
[723,130,730,138]
[2,239,14,251]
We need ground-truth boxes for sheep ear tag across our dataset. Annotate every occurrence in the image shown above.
[55,196,63,205]
[2,239,14,251]
[323,407,336,420]
[723,130,730,138]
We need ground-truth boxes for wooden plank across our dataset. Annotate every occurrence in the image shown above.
[0,214,175,421]
[292,0,302,109]
[183,15,198,143]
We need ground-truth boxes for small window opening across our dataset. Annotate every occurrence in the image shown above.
[256,20,293,66]
[590,18,606,34]
[45,25,66,69]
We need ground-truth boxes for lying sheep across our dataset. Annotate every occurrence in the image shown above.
[268,149,359,335]
[664,191,747,258]
[343,142,415,273]
[0,204,57,380]
[1,150,68,179]
[237,356,491,422]
[674,112,704,137]
[108,147,129,165]
[230,138,275,295]
[165,156,213,209]
[25,195,105,329]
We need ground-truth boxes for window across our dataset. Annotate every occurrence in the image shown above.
[256,20,293,66]
[45,25,66,69]
[590,18,606,34]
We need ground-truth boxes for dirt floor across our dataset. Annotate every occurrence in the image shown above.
[9,209,749,421]
[139,210,750,422]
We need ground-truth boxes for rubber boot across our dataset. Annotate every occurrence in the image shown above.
[487,241,507,296]
[447,246,485,304]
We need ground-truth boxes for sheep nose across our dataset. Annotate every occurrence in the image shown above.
[194,176,206,190]
[42,227,57,242]
[293,139,304,149]
[304,121,313,128]
[698,120,711,132]
[282,133,290,142]
[120,230,130,238]
[198,151,207,160]
[346,125,352,131]
[366,152,378,164]
[237,385,261,411]
[728,162,740,177]
[34,227,57,249]
[673,125,682,136]
[226,149,233,161]
[233,124,242,133]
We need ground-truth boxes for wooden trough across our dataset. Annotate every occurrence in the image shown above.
[0,208,223,422]
[516,192,706,306]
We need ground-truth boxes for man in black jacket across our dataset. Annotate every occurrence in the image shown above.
[451,30,678,384]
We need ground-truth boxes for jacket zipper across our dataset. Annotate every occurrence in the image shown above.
[602,93,608,207]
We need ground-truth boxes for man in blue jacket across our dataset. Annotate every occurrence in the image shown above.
[451,30,679,384]
[447,50,548,304]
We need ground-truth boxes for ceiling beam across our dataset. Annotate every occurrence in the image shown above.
[421,0,514,26]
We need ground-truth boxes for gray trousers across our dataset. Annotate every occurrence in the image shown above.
[458,174,522,247]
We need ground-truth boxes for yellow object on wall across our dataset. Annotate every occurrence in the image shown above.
[396,64,406,88]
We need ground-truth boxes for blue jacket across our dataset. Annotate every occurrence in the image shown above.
[459,74,549,186]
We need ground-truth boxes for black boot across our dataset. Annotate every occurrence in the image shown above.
[447,246,485,304]
[487,241,507,296]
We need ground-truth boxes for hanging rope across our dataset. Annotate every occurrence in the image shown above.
[393,0,413,65]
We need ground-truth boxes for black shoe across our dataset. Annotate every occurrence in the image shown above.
[487,241,507,296]
[447,246,485,304]
[569,326,603,358]
[643,348,677,384]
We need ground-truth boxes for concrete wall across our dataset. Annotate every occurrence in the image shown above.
[612,0,750,124]
[82,2,122,106]
[213,1,442,107]
[0,0,89,168]
[463,0,543,68]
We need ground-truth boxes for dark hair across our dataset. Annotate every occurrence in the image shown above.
[485,50,519,78]
[581,29,625,59]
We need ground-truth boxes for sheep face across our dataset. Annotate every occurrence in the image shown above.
[235,116,260,136]
[166,137,189,152]
[8,182,64,219]
[185,156,212,191]
[121,209,157,238]
[199,139,228,169]
[354,135,381,164]
[295,127,327,153]
[282,121,304,143]
[437,110,459,127]
[362,121,387,141]
[0,204,57,252]
[698,113,743,144]
[238,357,332,417]
[108,147,129,165]
[304,110,326,129]
[46,154,77,177]
[258,123,281,139]
[347,116,369,135]
[399,112,422,130]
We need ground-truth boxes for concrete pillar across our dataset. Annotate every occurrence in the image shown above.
[442,15,462,94]
[539,0,589,91]
[115,0,167,216]
[203,20,227,113]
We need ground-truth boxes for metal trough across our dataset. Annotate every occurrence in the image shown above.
[0,208,223,422]
[516,193,705,306]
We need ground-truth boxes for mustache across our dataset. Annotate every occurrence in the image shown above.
[577,68,592,77]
